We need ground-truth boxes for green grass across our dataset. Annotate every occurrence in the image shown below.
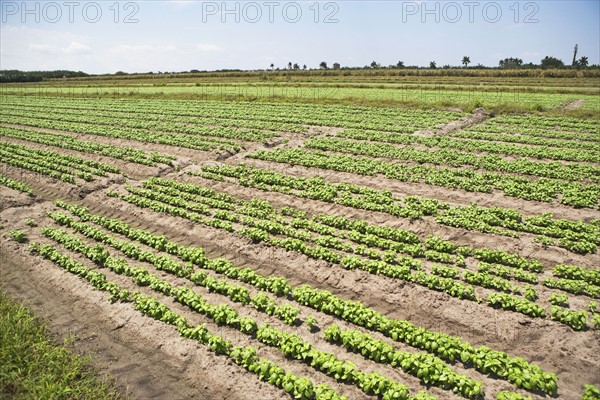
[0,290,124,400]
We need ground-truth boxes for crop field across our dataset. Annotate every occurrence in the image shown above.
[3,82,599,112]
[1,76,599,400]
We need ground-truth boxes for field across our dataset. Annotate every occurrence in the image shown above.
[1,72,599,400]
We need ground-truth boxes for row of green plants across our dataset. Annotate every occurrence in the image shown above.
[196,164,599,253]
[42,220,300,325]
[469,115,599,138]
[0,173,33,195]
[36,229,431,400]
[0,99,309,133]
[53,200,561,396]
[292,286,557,395]
[118,182,528,303]
[0,95,463,133]
[114,179,600,331]
[451,130,600,152]
[1,104,296,138]
[332,130,600,166]
[113,182,580,328]
[144,176,549,273]
[0,106,279,143]
[53,201,292,296]
[248,148,600,208]
[477,262,538,284]
[1,141,118,183]
[2,140,118,175]
[0,125,174,166]
[543,277,600,299]
[27,241,345,400]
[121,182,497,281]
[552,264,600,286]
[0,114,244,153]
[323,324,484,398]
[486,293,546,318]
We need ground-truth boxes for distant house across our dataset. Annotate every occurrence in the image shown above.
[333,63,340,69]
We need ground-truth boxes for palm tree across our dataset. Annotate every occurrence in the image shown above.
[270,63,274,70]
[462,56,471,67]
[429,61,437,69]
[579,56,589,68]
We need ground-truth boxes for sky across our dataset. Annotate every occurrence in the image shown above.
[1,0,599,74]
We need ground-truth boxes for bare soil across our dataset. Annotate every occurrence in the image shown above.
[2,110,599,400]
[560,99,585,110]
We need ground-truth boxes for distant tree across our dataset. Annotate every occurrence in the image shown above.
[462,56,471,67]
[578,56,589,68]
[396,61,405,68]
[499,57,523,68]
[270,63,274,70]
[319,61,328,69]
[429,61,437,69]
[370,60,379,68]
[302,64,307,70]
[287,62,292,70]
[540,56,564,69]
[293,63,300,70]
[0,69,89,83]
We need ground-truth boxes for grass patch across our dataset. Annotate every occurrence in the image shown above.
[0,290,125,399]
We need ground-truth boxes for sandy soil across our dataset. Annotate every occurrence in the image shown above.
[560,99,585,110]
[1,109,599,400]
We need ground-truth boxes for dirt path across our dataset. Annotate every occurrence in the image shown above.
[560,99,585,110]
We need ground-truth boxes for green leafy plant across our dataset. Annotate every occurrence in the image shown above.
[524,285,538,302]
[550,306,587,331]
[550,293,569,307]
[496,390,531,399]
[9,229,26,243]
[582,384,600,400]
[304,316,318,332]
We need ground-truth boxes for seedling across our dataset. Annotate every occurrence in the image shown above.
[305,316,318,332]
[9,230,26,243]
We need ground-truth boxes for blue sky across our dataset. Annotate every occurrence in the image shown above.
[1,0,598,73]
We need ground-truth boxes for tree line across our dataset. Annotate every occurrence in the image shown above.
[309,55,592,70]
[0,70,89,83]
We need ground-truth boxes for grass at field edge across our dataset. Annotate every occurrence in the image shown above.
[0,290,126,400]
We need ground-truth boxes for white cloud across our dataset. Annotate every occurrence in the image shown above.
[196,43,223,52]
[30,41,92,55]
[110,44,179,54]
[0,25,97,71]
